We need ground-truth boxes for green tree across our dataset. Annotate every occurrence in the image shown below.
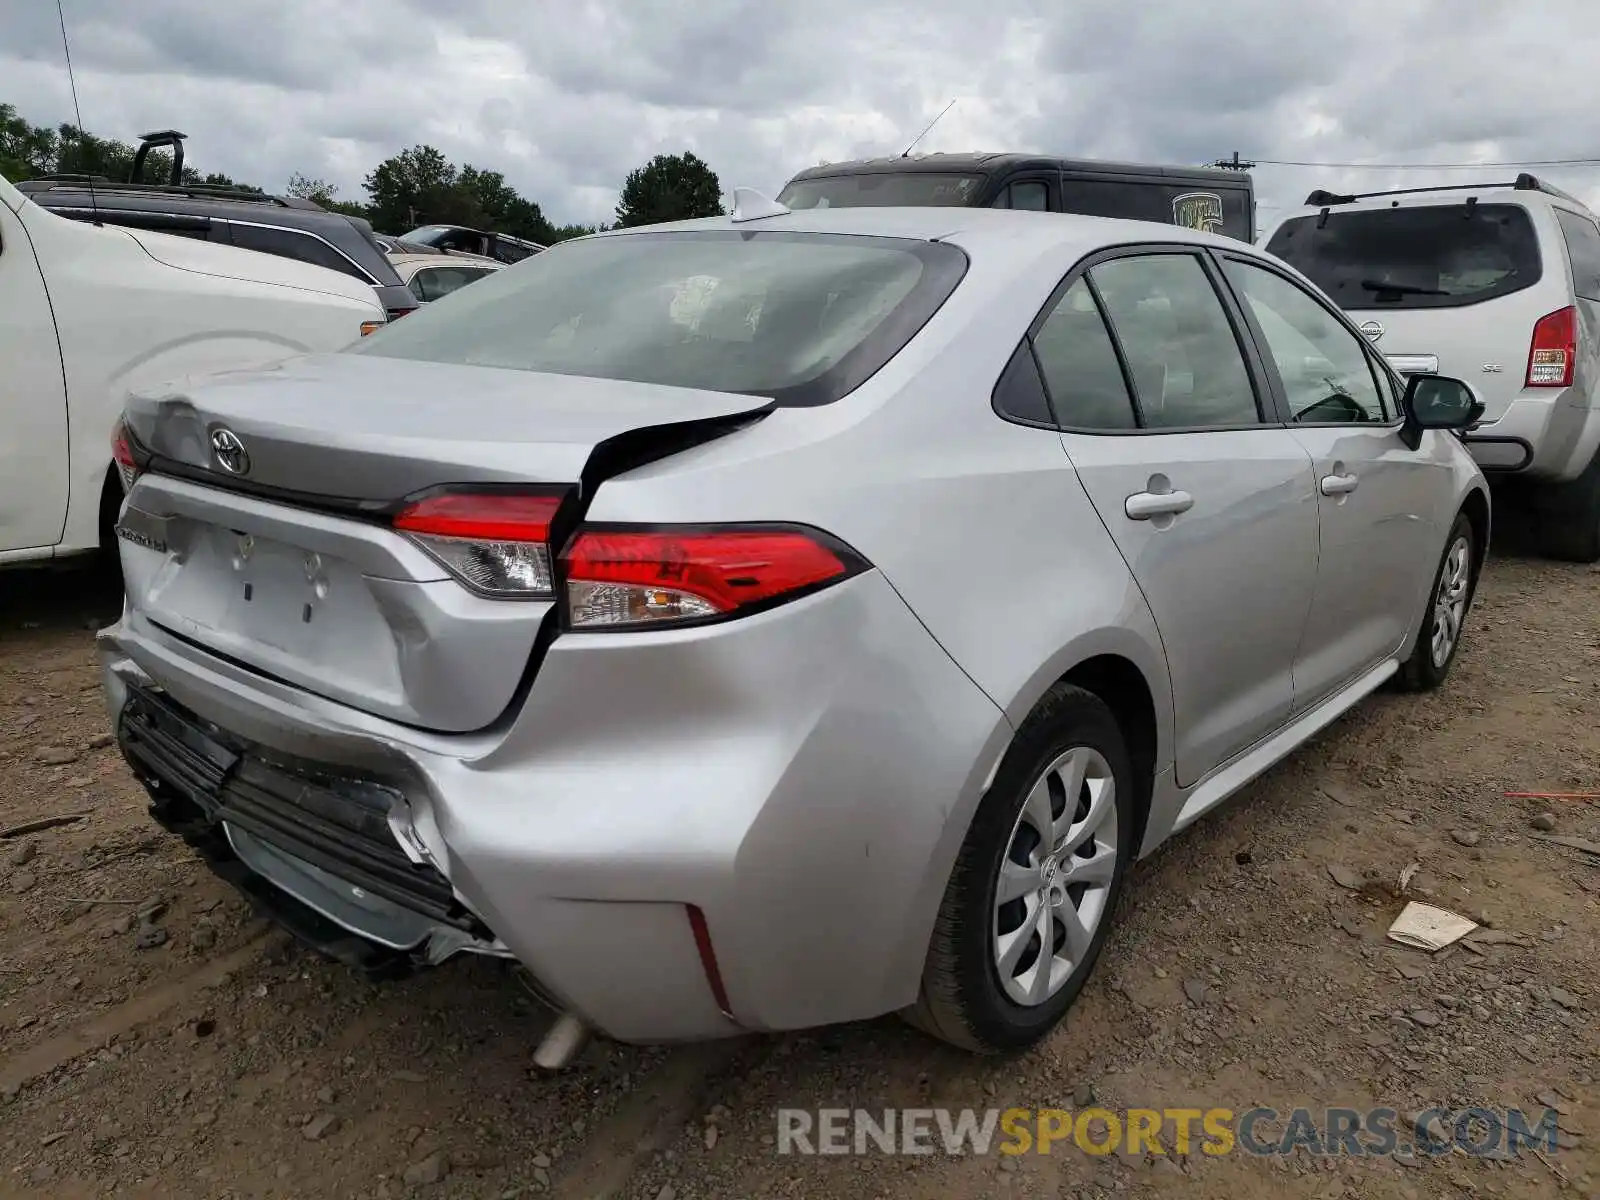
[197,171,263,194]
[286,171,362,214]
[459,163,556,242]
[286,171,338,204]
[363,144,483,232]
[0,104,58,181]
[614,151,723,228]
[547,221,603,242]
[3,99,589,243]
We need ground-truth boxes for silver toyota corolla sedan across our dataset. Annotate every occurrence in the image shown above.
[101,202,1489,1062]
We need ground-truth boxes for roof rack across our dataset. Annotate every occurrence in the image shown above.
[19,175,316,208]
[1304,172,1584,208]
[131,130,187,186]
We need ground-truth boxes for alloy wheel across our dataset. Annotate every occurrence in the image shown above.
[992,746,1119,1007]
[1430,535,1471,669]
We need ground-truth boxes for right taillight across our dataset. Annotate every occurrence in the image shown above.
[111,418,142,491]
[1527,305,1577,388]
[560,524,867,630]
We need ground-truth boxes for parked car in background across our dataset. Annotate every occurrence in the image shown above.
[386,250,503,304]
[398,224,545,263]
[372,233,444,255]
[1262,174,1600,561]
[779,152,1256,240]
[0,172,383,566]
[101,201,1487,1063]
[20,134,419,322]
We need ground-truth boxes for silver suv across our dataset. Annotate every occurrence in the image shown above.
[1263,174,1600,561]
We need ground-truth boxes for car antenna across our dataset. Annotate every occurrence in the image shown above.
[55,0,101,226]
[901,98,956,158]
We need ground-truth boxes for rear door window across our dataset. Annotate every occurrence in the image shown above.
[1265,203,1542,310]
[1088,253,1261,429]
[1030,279,1137,429]
[1555,209,1600,302]
[221,222,371,282]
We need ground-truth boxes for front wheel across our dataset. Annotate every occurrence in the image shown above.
[1397,512,1476,691]
[903,684,1135,1053]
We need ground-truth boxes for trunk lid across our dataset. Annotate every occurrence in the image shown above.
[119,353,769,732]
[123,353,769,499]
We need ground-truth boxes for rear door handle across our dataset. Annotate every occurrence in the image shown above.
[1125,490,1195,520]
[1320,473,1359,496]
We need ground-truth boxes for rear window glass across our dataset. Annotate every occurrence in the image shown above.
[1556,209,1600,301]
[350,230,968,407]
[1265,203,1542,310]
[778,172,985,209]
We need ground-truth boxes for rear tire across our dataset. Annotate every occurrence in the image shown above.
[1536,450,1600,563]
[903,684,1135,1053]
[1397,512,1476,692]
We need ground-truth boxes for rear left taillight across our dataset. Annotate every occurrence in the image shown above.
[392,491,565,598]
[560,525,866,630]
[1527,305,1577,388]
[111,419,142,491]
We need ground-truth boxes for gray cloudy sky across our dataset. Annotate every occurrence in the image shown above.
[4,0,1599,229]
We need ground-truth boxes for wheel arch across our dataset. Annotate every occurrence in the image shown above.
[990,637,1169,867]
[1055,655,1160,854]
[1459,484,1491,593]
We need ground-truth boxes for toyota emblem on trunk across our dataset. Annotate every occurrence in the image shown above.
[210,426,251,475]
[1358,320,1385,342]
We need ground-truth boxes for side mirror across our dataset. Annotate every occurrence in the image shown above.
[1400,373,1485,448]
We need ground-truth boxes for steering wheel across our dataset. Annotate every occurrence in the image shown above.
[1297,390,1370,423]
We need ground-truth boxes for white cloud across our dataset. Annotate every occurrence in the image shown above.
[4,0,1600,227]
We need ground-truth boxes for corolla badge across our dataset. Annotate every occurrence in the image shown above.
[209,426,251,475]
[1358,320,1384,342]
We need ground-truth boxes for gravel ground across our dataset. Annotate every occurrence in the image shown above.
[1,542,1596,1200]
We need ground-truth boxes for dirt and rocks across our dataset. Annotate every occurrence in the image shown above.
[1,546,1597,1199]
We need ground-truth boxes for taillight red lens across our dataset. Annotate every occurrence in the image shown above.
[1527,305,1577,388]
[393,492,564,597]
[111,419,140,491]
[560,525,862,629]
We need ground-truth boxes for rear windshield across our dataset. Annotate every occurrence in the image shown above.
[778,172,985,209]
[349,230,968,407]
[1265,203,1542,310]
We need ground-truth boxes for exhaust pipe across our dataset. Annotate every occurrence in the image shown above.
[532,1013,589,1069]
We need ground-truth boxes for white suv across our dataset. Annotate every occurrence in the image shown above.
[1,174,384,566]
[1263,174,1600,561]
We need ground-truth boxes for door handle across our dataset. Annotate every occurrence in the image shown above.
[1125,490,1195,520]
[1320,473,1359,496]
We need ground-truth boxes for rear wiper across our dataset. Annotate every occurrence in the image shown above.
[1359,278,1448,297]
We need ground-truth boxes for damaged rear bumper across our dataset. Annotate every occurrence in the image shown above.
[99,564,1009,1046]
[116,680,510,977]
